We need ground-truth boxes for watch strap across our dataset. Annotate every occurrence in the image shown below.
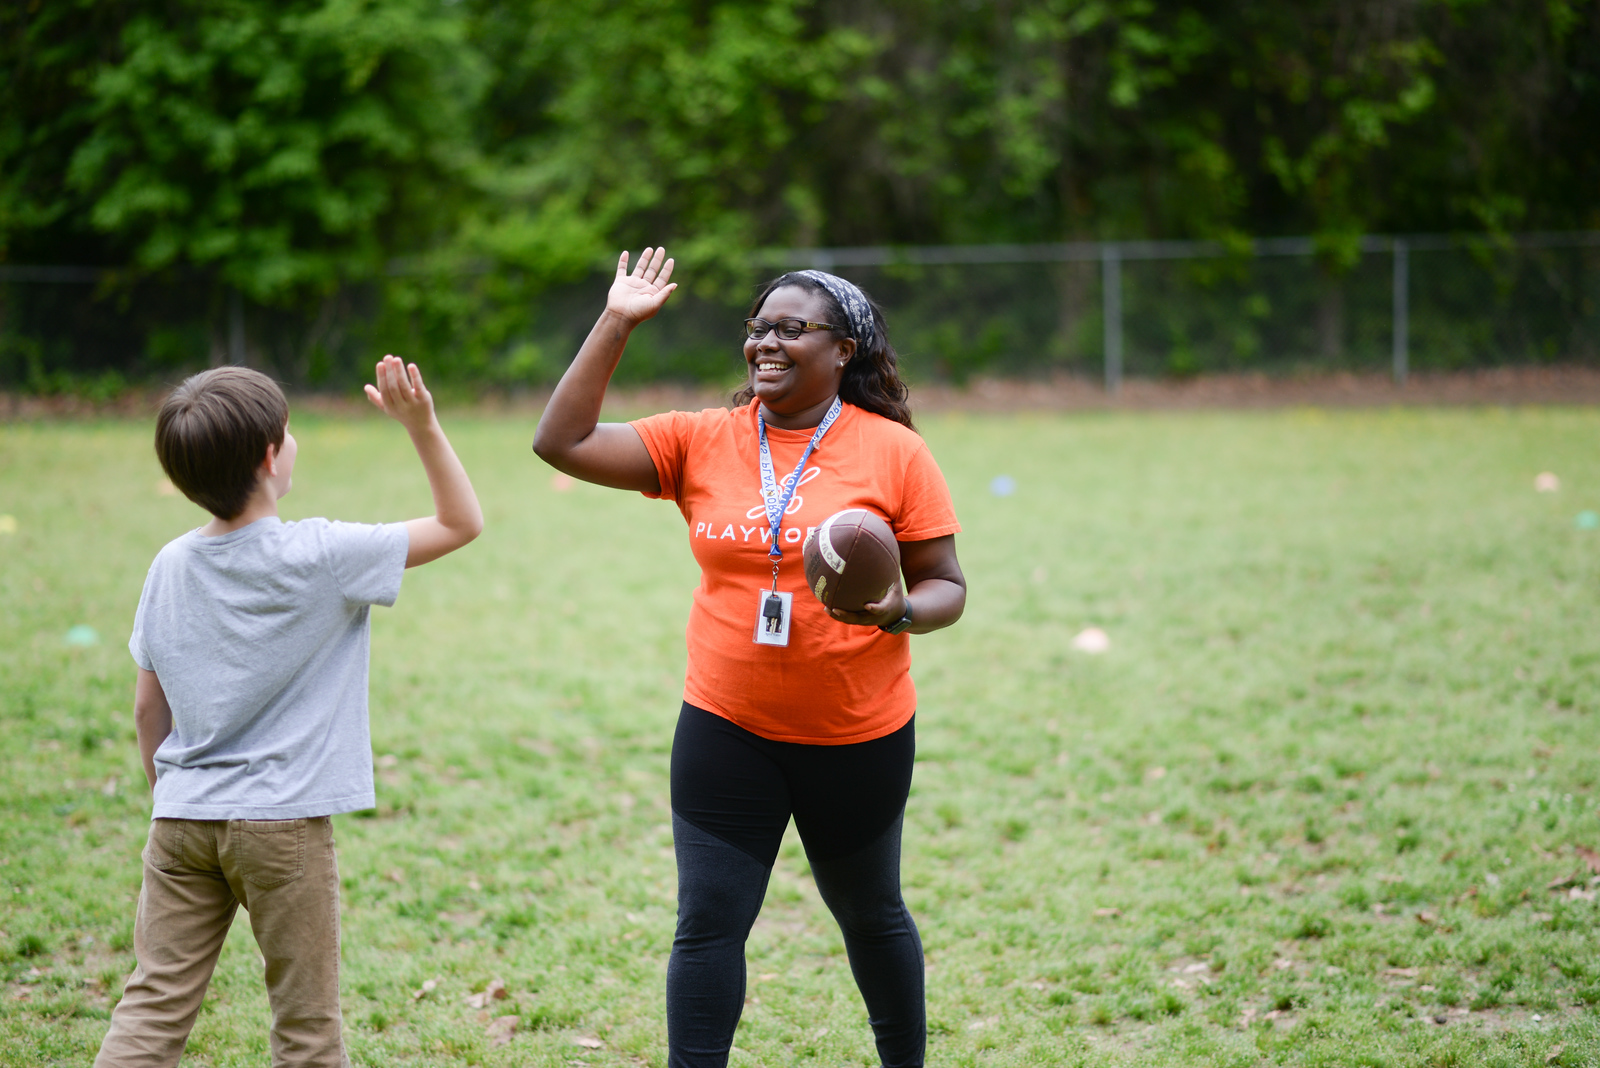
[879,598,914,635]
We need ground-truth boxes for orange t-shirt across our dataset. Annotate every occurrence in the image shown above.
[632,400,961,744]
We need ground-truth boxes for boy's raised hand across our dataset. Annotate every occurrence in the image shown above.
[364,353,483,567]
[364,355,436,432]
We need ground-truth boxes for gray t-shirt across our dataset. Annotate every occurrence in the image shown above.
[129,516,409,820]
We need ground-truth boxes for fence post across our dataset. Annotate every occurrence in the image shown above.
[1391,239,1409,385]
[1101,244,1122,394]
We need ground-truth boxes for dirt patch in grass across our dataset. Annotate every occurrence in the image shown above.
[909,365,1600,412]
[6,364,1600,421]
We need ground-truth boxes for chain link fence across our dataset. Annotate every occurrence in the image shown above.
[3,233,1597,393]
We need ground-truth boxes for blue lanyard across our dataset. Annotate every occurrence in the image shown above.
[757,396,843,564]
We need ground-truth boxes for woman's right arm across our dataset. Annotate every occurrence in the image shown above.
[532,248,677,492]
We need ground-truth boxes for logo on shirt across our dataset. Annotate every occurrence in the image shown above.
[745,465,822,521]
[693,466,824,547]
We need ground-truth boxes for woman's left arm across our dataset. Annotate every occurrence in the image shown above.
[829,534,965,634]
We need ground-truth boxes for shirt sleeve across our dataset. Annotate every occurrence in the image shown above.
[629,409,706,503]
[893,442,962,541]
[128,565,156,671]
[324,520,410,607]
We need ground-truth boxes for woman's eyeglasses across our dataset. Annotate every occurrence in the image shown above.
[743,318,840,340]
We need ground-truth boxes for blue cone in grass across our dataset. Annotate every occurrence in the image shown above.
[64,625,100,647]
[1577,511,1600,531]
[990,475,1017,497]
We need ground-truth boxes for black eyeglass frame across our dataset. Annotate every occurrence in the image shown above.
[743,317,842,341]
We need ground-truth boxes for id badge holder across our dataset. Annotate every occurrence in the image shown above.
[753,589,794,647]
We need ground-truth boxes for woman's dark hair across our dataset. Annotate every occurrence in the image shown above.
[733,273,915,430]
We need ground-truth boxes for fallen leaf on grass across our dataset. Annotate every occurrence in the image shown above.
[1567,886,1595,902]
[1273,958,1294,971]
[487,1015,518,1048]
[1576,846,1600,874]
[413,978,439,1001]
[571,1034,604,1049]
[1415,911,1437,925]
[1546,873,1584,892]
[1382,967,1420,978]
[1092,907,1121,918]
[1071,627,1110,654]
[464,978,507,1009]
[1546,1044,1565,1065]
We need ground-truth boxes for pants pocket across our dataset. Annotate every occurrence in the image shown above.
[237,819,306,889]
[143,819,187,871]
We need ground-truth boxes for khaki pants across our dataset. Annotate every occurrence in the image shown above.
[95,817,349,1068]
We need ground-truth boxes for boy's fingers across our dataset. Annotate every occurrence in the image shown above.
[384,357,408,401]
[363,384,385,409]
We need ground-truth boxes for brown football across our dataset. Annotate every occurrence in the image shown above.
[803,509,902,613]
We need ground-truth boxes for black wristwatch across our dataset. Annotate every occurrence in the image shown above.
[879,599,914,635]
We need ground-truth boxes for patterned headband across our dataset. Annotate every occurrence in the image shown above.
[792,270,876,355]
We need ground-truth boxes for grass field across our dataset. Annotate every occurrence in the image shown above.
[4,404,1600,1067]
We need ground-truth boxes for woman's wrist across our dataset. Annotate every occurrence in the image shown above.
[599,307,643,334]
[878,593,915,634]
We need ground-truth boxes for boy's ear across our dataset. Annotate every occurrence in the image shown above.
[261,442,280,478]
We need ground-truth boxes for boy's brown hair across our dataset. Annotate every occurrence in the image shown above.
[155,368,289,520]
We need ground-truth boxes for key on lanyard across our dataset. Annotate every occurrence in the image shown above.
[762,592,785,633]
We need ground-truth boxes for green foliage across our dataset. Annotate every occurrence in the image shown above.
[1,0,1597,385]
[5,0,486,294]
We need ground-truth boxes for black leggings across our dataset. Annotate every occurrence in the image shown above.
[668,703,924,1068]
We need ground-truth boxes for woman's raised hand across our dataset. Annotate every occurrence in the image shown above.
[607,247,678,325]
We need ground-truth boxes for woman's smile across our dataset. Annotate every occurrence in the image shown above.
[743,286,853,425]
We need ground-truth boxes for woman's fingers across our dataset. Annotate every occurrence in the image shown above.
[654,256,675,289]
[616,250,630,278]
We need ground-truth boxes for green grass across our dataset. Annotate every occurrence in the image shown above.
[4,404,1600,1066]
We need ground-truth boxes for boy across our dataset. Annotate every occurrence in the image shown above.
[96,356,482,1068]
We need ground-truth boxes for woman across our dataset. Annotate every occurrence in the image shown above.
[533,248,965,1068]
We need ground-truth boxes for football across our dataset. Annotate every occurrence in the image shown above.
[803,509,902,613]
